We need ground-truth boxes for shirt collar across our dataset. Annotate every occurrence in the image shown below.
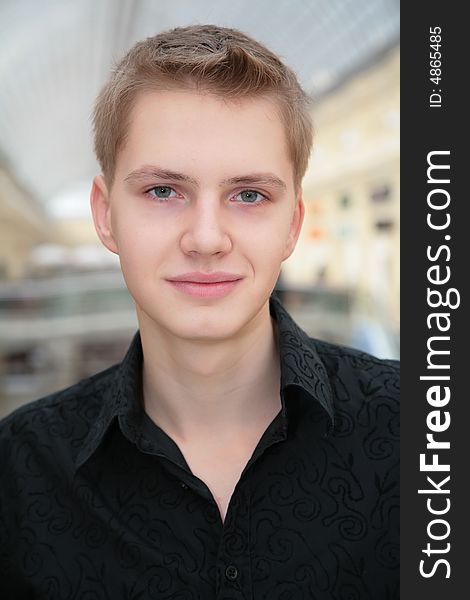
[75,292,334,470]
[269,292,334,423]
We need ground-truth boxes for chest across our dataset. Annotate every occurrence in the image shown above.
[178,441,257,523]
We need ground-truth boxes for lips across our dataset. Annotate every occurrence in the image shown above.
[166,272,243,284]
[166,272,243,298]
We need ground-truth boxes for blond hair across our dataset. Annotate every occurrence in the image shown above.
[92,24,313,190]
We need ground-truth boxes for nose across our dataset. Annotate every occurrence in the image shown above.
[180,197,232,256]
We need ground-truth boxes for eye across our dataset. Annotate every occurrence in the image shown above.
[233,189,267,204]
[146,185,178,200]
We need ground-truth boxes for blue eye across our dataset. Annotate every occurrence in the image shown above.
[147,186,177,199]
[234,190,267,204]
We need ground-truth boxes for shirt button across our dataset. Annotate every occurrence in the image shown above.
[225,565,239,581]
[180,482,188,490]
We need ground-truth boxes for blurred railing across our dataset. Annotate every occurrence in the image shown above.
[0,270,137,417]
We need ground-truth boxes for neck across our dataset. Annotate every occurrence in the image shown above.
[138,301,281,443]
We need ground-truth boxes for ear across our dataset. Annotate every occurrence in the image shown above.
[90,175,119,254]
[282,190,305,261]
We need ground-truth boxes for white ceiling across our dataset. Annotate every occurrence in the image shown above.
[0,0,399,217]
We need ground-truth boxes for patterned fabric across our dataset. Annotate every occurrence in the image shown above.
[0,293,399,599]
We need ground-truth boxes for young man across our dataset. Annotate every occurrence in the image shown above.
[0,25,399,598]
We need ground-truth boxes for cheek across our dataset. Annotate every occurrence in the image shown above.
[238,221,290,281]
[113,213,172,270]
[241,212,292,253]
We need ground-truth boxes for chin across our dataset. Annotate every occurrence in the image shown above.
[167,311,245,342]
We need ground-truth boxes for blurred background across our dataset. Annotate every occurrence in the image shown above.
[0,0,399,418]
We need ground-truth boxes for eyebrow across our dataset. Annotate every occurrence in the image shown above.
[222,174,287,190]
[124,165,287,190]
[124,167,198,186]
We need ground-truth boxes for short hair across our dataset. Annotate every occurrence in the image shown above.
[92,24,313,190]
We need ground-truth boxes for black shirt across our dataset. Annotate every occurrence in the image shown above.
[0,293,399,599]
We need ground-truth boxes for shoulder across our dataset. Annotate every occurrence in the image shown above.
[0,363,119,464]
[293,337,400,479]
[310,336,399,418]
[312,336,399,384]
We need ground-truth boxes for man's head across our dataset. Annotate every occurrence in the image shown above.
[90,25,312,343]
[92,24,313,192]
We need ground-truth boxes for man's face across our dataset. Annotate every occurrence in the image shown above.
[91,90,304,341]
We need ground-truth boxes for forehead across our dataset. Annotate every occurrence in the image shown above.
[116,90,294,187]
